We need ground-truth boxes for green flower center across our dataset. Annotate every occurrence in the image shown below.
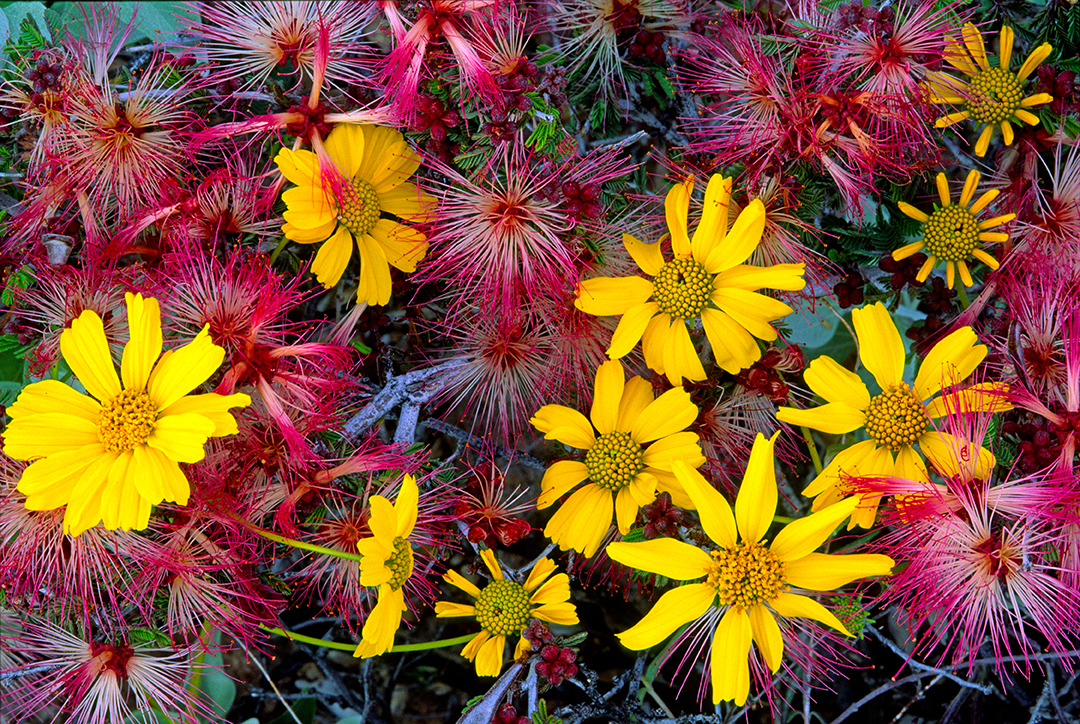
[706,542,787,611]
[864,383,929,451]
[98,389,157,453]
[922,205,980,262]
[966,67,1024,125]
[338,178,381,237]
[585,431,643,492]
[474,579,532,636]
[386,537,414,591]
[652,257,712,320]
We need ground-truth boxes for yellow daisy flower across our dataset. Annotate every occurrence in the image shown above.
[435,549,578,677]
[530,359,706,558]
[275,123,434,305]
[607,434,894,706]
[776,302,1010,528]
[354,474,419,658]
[894,169,1015,289]
[928,23,1053,157]
[574,174,806,386]
[2,293,249,536]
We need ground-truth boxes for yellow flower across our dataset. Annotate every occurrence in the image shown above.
[530,359,705,558]
[275,124,434,305]
[894,169,1015,289]
[776,302,1011,528]
[354,474,419,658]
[574,174,806,385]
[928,24,1053,157]
[435,549,578,677]
[2,293,249,536]
[607,433,894,706]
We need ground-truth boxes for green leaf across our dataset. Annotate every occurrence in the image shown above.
[1,1,51,44]
[49,2,187,42]
[198,649,237,721]
[267,698,317,724]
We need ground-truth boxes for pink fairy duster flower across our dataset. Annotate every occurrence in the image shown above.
[452,452,534,549]
[0,49,75,171]
[181,1,378,95]
[0,616,216,724]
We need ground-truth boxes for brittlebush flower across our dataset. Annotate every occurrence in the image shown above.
[2,293,249,536]
[530,359,705,558]
[574,174,806,385]
[354,474,418,658]
[275,123,434,305]
[894,169,1015,288]
[608,434,894,706]
[435,550,578,677]
[928,24,1053,157]
[776,302,1011,528]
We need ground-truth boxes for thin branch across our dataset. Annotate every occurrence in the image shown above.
[865,622,994,695]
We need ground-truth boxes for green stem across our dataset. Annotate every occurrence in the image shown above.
[263,626,475,653]
[956,284,970,310]
[230,514,364,563]
[800,426,823,475]
[267,235,289,266]
[772,515,794,525]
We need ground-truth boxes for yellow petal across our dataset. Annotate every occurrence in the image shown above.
[665,178,693,258]
[974,124,994,157]
[629,386,698,444]
[711,288,790,339]
[524,558,557,593]
[803,356,871,409]
[919,431,996,480]
[357,585,404,658]
[691,174,732,262]
[283,218,335,243]
[960,23,988,71]
[6,380,100,421]
[275,147,320,187]
[614,488,639,534]
[537,461,589,509]
[434,602,476,618]
[607,538,713,580]
[531,405,595,450]
[323,123,365,178]
[474,633,506,677]
[672,460,736,547]
[852,302,905,389]
[159,392,250,437]
[591,359,624,435]
[769,592,850,635]
[308,226,353,289]
[529,570,572,608]
[747,605,783,674]
[897,201,929,223]
[441,569,481,599]
[640,313,671,375]
[60,310,121,402]
[935,172,952,207]
[282,186,335,226]
[641,431,704,471]
[735,432,779,543]
[703,199,765,273]
[1001,120,1015,147]
[617,377,654,431]
[145,412,216,464]
[395,474,419,538]
[784,553,894,590]
[701,308,759,373]
[925,383,1012,418]
[575,276,655,316]
[616,583,715,650]
[935,111,971,128]
[146,327,226,410]
[544,484,612,558]
[913,326,985,399]
[712,263,806,292]
[17,445,103,506]
[775,402,865,435]
[1017,44,1053,82]
[2,412,102,460]
[533,601,579,625]
[370,219,427,273]
[119,293,162,392]
[628,471,658,506]
[1000,26,1014,69]
[661,320,706,386]
[972,248,1000,269]
[1019,93,1054,109]
[480,548,503,580]
[1015,108,1041,125]
[132,444,190,505]
[378,183,436,223]
[893,443,929,483]
[623,233,664,276]
[711,607,752,705]
[606,302,659,360]
[354,231,393,305]
[61,452,117,536]
[769,496,859,562]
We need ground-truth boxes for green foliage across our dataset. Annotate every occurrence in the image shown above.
[531,700,562,724]
[828,595,871,639]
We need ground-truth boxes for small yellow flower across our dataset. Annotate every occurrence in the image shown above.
[435,550,578,677]
[354,474,419,658]
[928,24,1053,157]
[2,293,249,536]
[607,433,894,706]
[574,174,806,385]
[275,123,434,305]
[530,359,705,558]
[776,302,1011,528]
[894,169,1015,288]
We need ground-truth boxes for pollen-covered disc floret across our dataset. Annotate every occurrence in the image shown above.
[651,257,712,320]
[706,542,787,612]
[966,67,1024,125]
[585,431,644,491]
[338,178,381,237]
[864,383,930,451]
[922,205,980,262]
[98,389,158,453]
[473,580,532,636]
[385,537,414,591]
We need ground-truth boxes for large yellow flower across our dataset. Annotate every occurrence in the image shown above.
[894,169,1015,289]
[776,302,1010,528]
[275,124,434,305]
[530,359,705,558]
[2,293,249,536]
[928,24,1053,157]
[435,549,578,677]
[574,174,806,385]
[354,474,418,658]
[608,434,893,706]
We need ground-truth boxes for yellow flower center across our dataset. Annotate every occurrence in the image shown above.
[98,389,158,453]
[474,579,532,636]
[706,542,787,611]
[922,204,980,262]
[386,537,414,591]
[966,67,1024,125]
[585,431,644,492]
[652,257,712,320]
[864,383,929,451]
[338,178,381,237]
